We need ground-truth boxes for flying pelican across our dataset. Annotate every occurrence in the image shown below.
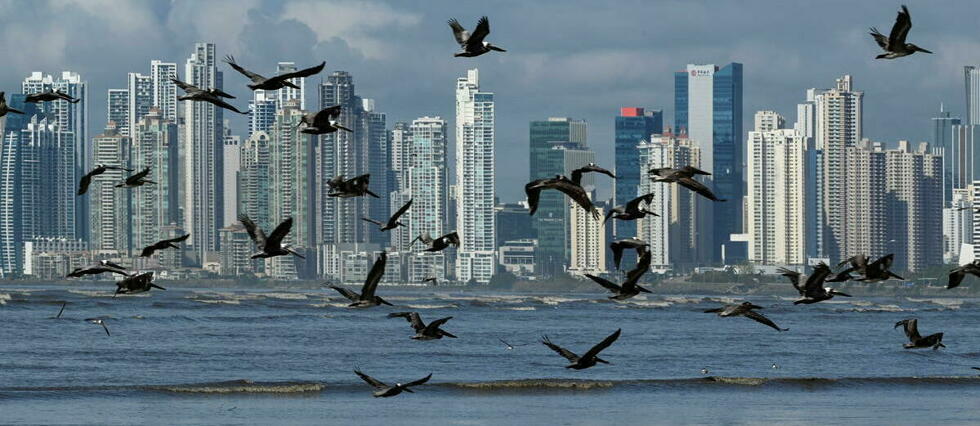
[115,167,155,189]
[870,5,932,59]
[856,254,904,282]
[704,302,788,332]
[701,367,710,375]
[421,277,438,286]
[297,105,352,135]
[223,55,325,91]
[411,231,460,252]
[498,338,528,350]
[171,78,247,114]
[139,234,190,257]
[67,264,130,278]
[947,260,980,289]
[836,254,869,280]
[570,163,616,186]
[894,318,945,349]
[85,318,111,336]
[778,263,852,305]
[0,92,24,118]
[526,175,601,220]
[387,312,457,340]
[239,215,304,259]
[363,199,412,232]
[585,250,652,300]
[354,369,431,398]
[114,272,165,296]
[78,164,135,195]
[605,193,658,224]
[25,89,80,104]
[326,174,379,198]
[541,328,621,370]
[448,16,506,57]
[649,166,725,202]
[327,252,392,308]
[771,363,779,369]
[609,237,649,270]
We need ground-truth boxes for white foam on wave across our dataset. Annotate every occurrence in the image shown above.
[194,299,241,305]
[258,292,310,300]
[405,304,458,309]
[499,306,535,311]
[0,293,10,305]
[904,297,963,309]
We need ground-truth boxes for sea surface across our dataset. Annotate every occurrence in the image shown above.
[1,284,979,425]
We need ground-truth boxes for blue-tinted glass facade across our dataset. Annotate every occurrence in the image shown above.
[613,109,662,245]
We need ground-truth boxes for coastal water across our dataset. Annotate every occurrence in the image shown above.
[1,285,979,425]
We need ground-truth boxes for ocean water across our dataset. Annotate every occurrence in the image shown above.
[1,285,979,425]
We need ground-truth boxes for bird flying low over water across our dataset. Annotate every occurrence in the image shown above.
[704,302,788,332]
[327,174,379,198]
[421,277,438,286]
[894,318,945,350]
[387,312,457,340]
[649,166,725,202]
[605,193,658,224]
[328,252,392,308]
[498,338,528,350]
[115,167,155,189]
[525,175,601,220]
[0,92,24,118]
[239,215,304,259]
[778,263,852,305]
[297,105,352,135]
[354,369,432,398]
[67,263,130,278]
[78,164,134,195]
[609,237,649,270]
[411,231,460,252]
[139,234,190,257]
[855,254,904,282]
[25,89,80,104]
[363,199,412,232]
[85,318,111,336]
[946,260,980,289]
[586,250,652,301]
[870,5,932,59]
[541,329,621,370]
[172,78,247,114]
[114,272,165,296]
[223,55,325,91]
[448,16,505,57]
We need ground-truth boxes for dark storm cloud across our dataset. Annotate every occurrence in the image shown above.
[0,0,974,201]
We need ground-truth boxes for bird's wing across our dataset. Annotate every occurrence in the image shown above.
[206,97,247,114]
[610,243,625,269]
[777,268,803,293]
[869,27,889,49]
[585,274,621,292]
[167,233,191,244]
[402,373,432,388]
[889,5,913,46]
[77,173,93,195]
[681,165,711,176]
[744,311,785,331]
[625,193,655,212]
[524,179,546,215]
[139,245,157,257]
[895,318,921,340]
[313,105,343,127]
[270,61,325,83]
[466,16,491,49]
[360,253,387,299]
[541,336,579,362]
[447,18,469,45]
[131,167,151,181]
[803,264,833,295]
[390,199,412,223]
[624,250,652,285]
[582,329,622,360]
[438,232,461,247]
[266,217,294,248]
[677,177,724,201]
[329,285,360,302]
[223,55,265,83]
[551,180,599,218]
[388,312,426,331]
[170,78,197,92]
[424,317,453,334]
[361,217,383,226]
[238,214,266,245]
[354,370,387,389]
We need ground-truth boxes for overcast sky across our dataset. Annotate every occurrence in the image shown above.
[1,0,976,201]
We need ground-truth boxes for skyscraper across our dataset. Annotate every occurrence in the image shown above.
[796,88,824,260]
[238,131,271,257]
[405,117,449,281]
[841,140,886,262]
[126,72,154,137]
[614,107,663,242]
[965,66,980,125]
[567,194,606,276]
[150,60,178,121]
[107,89,129,133]
[267,100,315,279]
[884,141,942,272]
[932,104,962,204]
[89,122,131,253]
[674,63,743,262]
[131,109,179,258]
[247,61,308,138]
[455,69,496,283]
[222,127,240,228]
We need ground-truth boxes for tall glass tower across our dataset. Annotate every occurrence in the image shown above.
[614,107,662,243]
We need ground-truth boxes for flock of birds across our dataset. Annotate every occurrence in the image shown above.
[5,7,978,396]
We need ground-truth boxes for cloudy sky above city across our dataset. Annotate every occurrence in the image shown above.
[0,0,975,200]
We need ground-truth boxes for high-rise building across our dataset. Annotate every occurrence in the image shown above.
[614,107,663,243]
[951,124,979,193]
[945,188,972,263]
[222,127,240,227]
[884,141,943,272]
[276,62,305,109]
[89,122,131,253]
[965,66,980,125]
[107,89,129,134]
[529,117,587,180]
[933,104,962,204]
[183,42,225,261]
[130,109,179,257]
[745,111,806,265]
[267,100,315,279]
[248,89,277,137]
[796,89,824,260]
[238,131,271,271]
[841,140,886,262]
[150,60,178,121]
[400,117,449,281]
[674,63,743,261]
[455,69,496,283]
[567,194,606,276]
[126,72,154,137]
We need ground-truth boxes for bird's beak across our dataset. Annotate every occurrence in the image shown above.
[835,291,852,297]
[917,47,933,54]
[402,388,415,393]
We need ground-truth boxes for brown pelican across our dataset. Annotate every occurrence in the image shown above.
[78,164,134,195]
[139,234,190,257]
[856,254,904,282]
[448,16,505,57]
[67,264,130,278]
[239,215,304,259]
[894,318,945,349]
[870,5,932,59]
[421,277,438,285]
[649,166,724,202]
[605,193,658,224]
[0,92,24,118]
[541,329,621,370]
[25,89,80,104]
[363,199,412,232]
[835,254,869,280]
[99,259,127,270]
[704,302,788,332]
[354,369,431,398]
[328,252,392,308]
[571,163,616,185]
[609,237,649,270]
[586,250,652,300]
[387,312,457,340]
[778,263,852,305]
[327,174,379,198]
[114,272,165,296]
[115,167,155,189]
[85,318,111,336]
[526,175,601,220]
[171,78,247,114]
[223,55,325,91]
[411,231,460,252]
[297,105,352,135]
[947,260,980,289]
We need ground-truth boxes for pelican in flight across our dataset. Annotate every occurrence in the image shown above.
[411,231,460,252]
[778,263,852,305]
[172,78,246,114]
[328,252,392,308]
[387,312,457,340]
[25,89,80,104]
[114,272,165,296]
[354,369,431,398]
[363,199,412,232]
[855,254,904,282]
[609,238,649,270]
[115,167,155,189]
[448,16,506,57]
[67,263,130,278]
[526,175,601,220]
[86,318,111,336]
[570,163,616,186]
[541,329,621,370]
[498,338,528,350]
[327,174,379,198]
[649,166,725,202]
[239,215,304,259]
[870,5,932,59]
[947,260,980,289]
[585,250,652,300]
[704,302,787,332]
[223,55,325,91]
[78,164,134,195]
[297,105,352,135]
[0,92,24,118]
[895,318,945,349]
[605,193,658,224]
[139,234,190,257]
